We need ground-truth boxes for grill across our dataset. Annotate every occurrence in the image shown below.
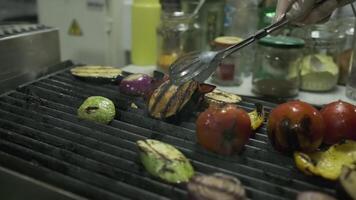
[0,61,336,200]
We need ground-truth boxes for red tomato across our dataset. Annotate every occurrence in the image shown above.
[196,105,252,155]
[320,100,356,144]
[268,100,324,153]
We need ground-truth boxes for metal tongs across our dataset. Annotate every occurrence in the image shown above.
[169,16,289,86]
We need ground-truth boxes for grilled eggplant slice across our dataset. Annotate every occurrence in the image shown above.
[148,80,198,119]
[248,103,265,131]
[204,89,242,106]
[294,140,356,180]
[339,165,356,200]
[187,173,247,200]
[137,139,194,183]
[70,66,124,82]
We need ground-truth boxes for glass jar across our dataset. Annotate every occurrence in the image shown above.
[181,0,225,50]
[211,36,243,86]
[292,22,345,91]
[157,12,203,72]
[346,17,356,100]
[336,17,355,85]
[253,36,305,97]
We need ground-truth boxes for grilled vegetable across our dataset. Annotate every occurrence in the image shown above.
[248,103,265,131]
[204,89,242,106]
[70,66,124,82]
[321,100,356,144]
[296,191,337,200]
[268,100,324,153]
[339,165,356,200]
[137,139,194,183]
[187,173,247,200]
[196,104,252,155]
[294,140,356,180]
[119,73,154,96]
[148,80,198,119]
[77,96,116,124]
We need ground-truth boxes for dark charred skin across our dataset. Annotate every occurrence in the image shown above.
[280,118,301,152]
[85,106,99,114]
[274,116,314,153]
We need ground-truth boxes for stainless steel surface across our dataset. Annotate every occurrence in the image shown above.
[0,166,86,200]
[0,25,61,93]
[169,17,289,85]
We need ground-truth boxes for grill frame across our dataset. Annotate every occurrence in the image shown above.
[0,61,336,200]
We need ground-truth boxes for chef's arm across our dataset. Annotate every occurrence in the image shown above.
[275,0,356,25]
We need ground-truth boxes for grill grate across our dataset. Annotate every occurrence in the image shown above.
[0,61,336,200]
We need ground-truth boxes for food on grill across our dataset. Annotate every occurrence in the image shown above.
[339,165,356,200]
[267,100,324,153]
[196,104,252,155]
[77,96,116,124]
[148,80,198,119]
[204,89,242,106]
[320,100,356,144]
[294,140,356,180]
[248,103,265,131]
[70,65,124,82]
[296,191,337,200]
[119,73,154,96]
[137,139,194,183]
[187,173,247,200]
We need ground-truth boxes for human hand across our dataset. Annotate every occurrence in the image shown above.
[275,0,355,25]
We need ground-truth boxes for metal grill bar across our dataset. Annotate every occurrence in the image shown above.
[0,62,336,200]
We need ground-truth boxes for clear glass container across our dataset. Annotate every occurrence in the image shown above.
[253,36,305,97]
[336,17,355,85]
[292,22,345,91]
[157,12,203,72]
[211,36,243,86]
[181,0,225,50]
[346,18,356,100]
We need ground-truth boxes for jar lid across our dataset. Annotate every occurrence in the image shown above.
[258,35,305,49]
[214,36,243,48]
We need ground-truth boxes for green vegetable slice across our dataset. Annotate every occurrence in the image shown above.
[137,139,194,183]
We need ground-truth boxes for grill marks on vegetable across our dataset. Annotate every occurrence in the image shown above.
[221,122,238,152]
[187,173,246,200]
[85,106,99,114]
[148,81,198,119]
[137,139,194,183]
[279,115,313,152]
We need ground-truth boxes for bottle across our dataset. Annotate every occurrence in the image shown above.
[131,0,161,65]
[227,0,259,77]
[258,0,277,28]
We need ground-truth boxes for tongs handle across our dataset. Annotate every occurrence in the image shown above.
[222,17,289,58]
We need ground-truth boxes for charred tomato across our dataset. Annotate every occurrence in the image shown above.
[267,100,324,153]
[321,100,356,144]
[196,104,252,155]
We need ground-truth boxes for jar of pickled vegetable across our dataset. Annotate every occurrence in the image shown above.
[157,12,203,72]
[253,36,305,97]
[211,36,243,86]
[292,22,345,91]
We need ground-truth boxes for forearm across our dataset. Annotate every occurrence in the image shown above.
[338,0,356,7]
